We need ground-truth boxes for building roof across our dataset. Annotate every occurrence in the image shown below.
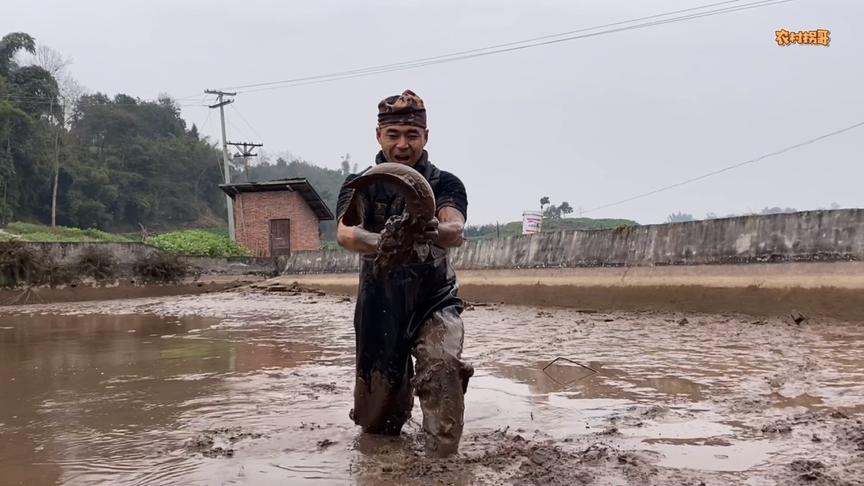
[219,178,334,221]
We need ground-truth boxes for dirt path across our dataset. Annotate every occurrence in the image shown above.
[0,289,862,485]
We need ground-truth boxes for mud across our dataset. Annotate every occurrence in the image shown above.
[303,278,864,322]
[0,276,262,306]
[185,428,265,458]
[1,289,863,485]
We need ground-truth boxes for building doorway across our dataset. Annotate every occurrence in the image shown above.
[269,219,291,256]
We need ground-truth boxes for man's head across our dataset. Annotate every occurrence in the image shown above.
[376,89,429,167]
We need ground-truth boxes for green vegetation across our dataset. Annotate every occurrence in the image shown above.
[465,217,638,240]
[0,32,226,232]
[0,222,133,242]
[0,31,353,241]
[541,217,639,231]
[0,223,249,258]
[146,230,250,257]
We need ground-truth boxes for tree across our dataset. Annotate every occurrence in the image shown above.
[0,33,54,224]
[0,32,35,77]
[26,45,70,77]
[8,65,58,117]
[705,212,718,220]
[543,204,561,219]
[0,31,229,230]
[559,201,573,216]
[666,212,695,223]
[340,153,352,176]
[540,196,550,212]
[24,44,85,227]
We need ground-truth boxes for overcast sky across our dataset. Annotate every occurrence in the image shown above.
[5,0,862,225]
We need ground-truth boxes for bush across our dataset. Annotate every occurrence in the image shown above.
[0,242,74,288]
[133,253,189,283]
[75,246,118,281]
[146,230,251,257]
[0,242,40,288]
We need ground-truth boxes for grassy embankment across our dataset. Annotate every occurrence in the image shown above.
[0,223,250,257]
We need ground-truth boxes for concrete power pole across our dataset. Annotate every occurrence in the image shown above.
[206,89,237,241]
[227,141,263,183]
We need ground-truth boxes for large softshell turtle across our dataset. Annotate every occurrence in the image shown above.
[342,162,436,267]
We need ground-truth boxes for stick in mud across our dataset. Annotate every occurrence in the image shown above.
[542,357,598,386]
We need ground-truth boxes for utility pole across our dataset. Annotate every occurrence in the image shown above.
[206,89,237,240]
[228,141,263,183]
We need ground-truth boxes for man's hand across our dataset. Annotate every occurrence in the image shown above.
[337,219,381,255]
[435,207,465,248]
[414,217,439,244]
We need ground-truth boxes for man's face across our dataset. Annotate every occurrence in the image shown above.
[376,124,429,166]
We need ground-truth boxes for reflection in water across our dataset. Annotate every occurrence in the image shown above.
[0,292,862,484]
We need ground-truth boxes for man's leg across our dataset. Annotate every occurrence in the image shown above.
[350,267,416,436]
[351,357,414,435]
[411,305,474,457]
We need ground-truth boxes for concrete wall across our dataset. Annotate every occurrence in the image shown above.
[6,242,279,277]
[282,249,361,275]
[282,209,864,274]
[180,255,280,276]
[234,191,321,256]
[22,242,160,269]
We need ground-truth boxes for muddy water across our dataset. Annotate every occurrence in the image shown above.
[1,291,863,485]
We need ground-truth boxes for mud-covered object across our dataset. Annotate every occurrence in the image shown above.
[336,150,472,456]
[341,161,437,268]
[336,151,467,228]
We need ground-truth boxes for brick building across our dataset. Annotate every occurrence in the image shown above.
[220,179,334,257]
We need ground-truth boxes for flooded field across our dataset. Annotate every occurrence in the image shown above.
[1,287,863,485]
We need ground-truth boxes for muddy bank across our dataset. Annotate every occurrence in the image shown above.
[0,241,278,307]
[278,263,864,321]
[0,276,263,306]
[461,284,864,322]
[1,289,863,484]
[302,280,864,322]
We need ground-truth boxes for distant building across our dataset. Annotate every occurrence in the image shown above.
[220,179,334,257]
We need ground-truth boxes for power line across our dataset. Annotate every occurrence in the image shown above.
[238,0,793,93]
[1,95,208,108]
[220,0,793,94]
[581,119,864,215]
[239,2,791,95]
[226,117,248,142]
[191,107,214,142]
[228,104,263,140]
[221,0,747,92]
[2,1,793,105]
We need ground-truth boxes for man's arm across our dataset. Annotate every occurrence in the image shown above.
[335,173,381,255]
[435,206,465,248]
[337,219,380,255]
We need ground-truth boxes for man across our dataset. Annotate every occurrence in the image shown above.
[335,89,473,457]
